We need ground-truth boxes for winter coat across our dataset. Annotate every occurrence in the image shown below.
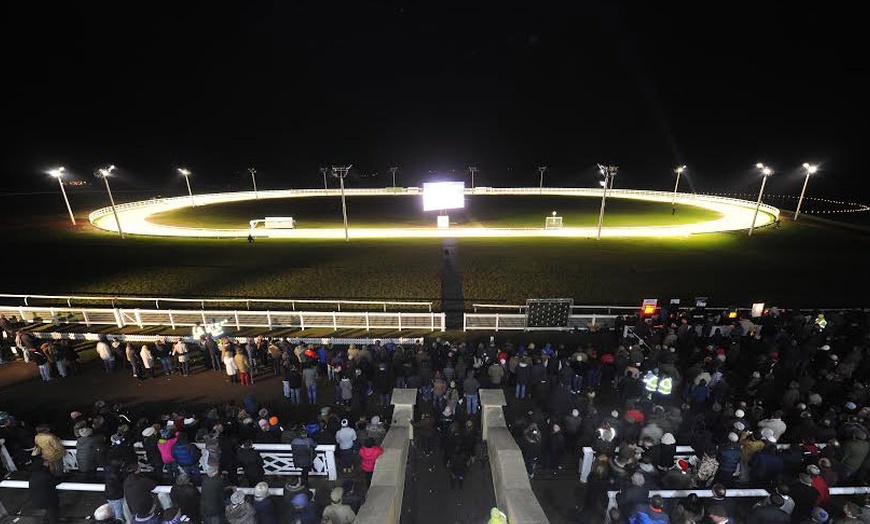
[516,362,531,385]
[124,473,158,517]
[170,483,201,520]
[29,465,60,509]
[339,378,353,400]
[236,447,264,482]
[157,435,179,464]
[234,353,251,374]
[225,501,256,524]
[487,363,505,385]
[76,433,105,472]
[291,436,317,468]
[252,497,280,524]
[200,475,228,517]
[224,354,238,375]
[321,502,357,524]
[717,444,741,474]
[140,346,155,369]
[359,445,384,472]
[171,441,202,467]
[303,367,318,388]
[34,432,64,462]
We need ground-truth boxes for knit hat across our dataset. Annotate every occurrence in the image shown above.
[141,426,156,437]
[370,416,381,425]
[291,492,308,508]
[676,459,689,472]
[254,482,270,500]
[631,472,645,486]
[807,464,821,476]
[735,409,745,418]
[110,433,123,445]
[734,421,746,431]
[269,416,279,426]
[661,433,676,445]
[183,417,196,427]
[728,432,739,443]
[230,490,245,505]
[572,409,580,417]
[93,503,115,521]
[258,419,270,429]
[330,486,344,503]
[70,411,82,419]
[799,472,814,486]
[811,506,829,522]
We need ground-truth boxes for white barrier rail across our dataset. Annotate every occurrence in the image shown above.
[463,313,619,331]
[55,440,338,481]
[0,305,446,332]
[0,293,434,313]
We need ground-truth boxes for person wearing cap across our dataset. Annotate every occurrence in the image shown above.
[336,418,358,474]
[791,470,821,522]
[717,433,741,482]
[616,472,649,517]
[746,493,790,523]
[366,415,386,445]
[225,489,255,523]
[93,503,122,523]
[236,439,264,486]
[250,481,278,524]
[805,464,830,509]
[808,506,830,523]
[288,490,318,524]
[170,472,201,521]
[321,486,356,524]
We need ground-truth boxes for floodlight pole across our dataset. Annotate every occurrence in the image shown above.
[332,165,352,241]
[469,166,478,189]
[389,166,398,188]
[671,165,686,213]
[794,163,818,220]
[49,167,76,225]
[749,164,773,236]
[538,166,548,193]
[178,168,194,206]
[248,167,259,199]
[320,167,329,191]
[596,164,618,240]
[96,166,124,239]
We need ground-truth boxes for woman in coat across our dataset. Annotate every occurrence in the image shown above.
[140,344,155,379]
[125,342,142,379]
[224,349,239,383]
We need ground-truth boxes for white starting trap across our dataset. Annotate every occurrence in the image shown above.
[545,212,563,229]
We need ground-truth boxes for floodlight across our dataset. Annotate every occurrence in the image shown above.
[423,182,466,212]
[48,166,75,225]
[795,163,820,220]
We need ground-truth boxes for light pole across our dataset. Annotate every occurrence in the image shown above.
[95,165,124,239]
[749,163,774,236]
[596,164,618,240]
[319,167,329,191]
[248,167,259,199]
[178,168,194,206]
[389,166,398,188]
[48,167,76,225]
[794,163,818,220]
[671,165,686,213]
[538,166,548,192]
[468,166,478,189]
[332,165,352,241]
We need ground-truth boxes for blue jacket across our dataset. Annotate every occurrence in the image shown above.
[718,444,741,473]
[629,507,671,524]
[749,450,783,482]
[171,442,201,467]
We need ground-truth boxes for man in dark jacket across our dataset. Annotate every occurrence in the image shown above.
[291,431,317,485]
[29,459,61,524]
[200,466,229,524]
[123,464,157,519]
[103,458,128,523]
[169,472,201,521]
[75,426,105,482]
[236,438,265,486]
[745,493,790,523]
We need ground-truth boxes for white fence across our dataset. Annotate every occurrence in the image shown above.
[464,313,619,331]
[56,439,337,481]
[0,305,445,332]
[0,293,434,312]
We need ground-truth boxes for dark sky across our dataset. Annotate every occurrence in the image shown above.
[3,2,867,198]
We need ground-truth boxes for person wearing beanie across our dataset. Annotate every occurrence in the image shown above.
[169,472,200,521]
[628,494,669,523]
[288,491,318,524]
[321,486,356,524]
[809,506,830,523]
[93,503,123,523]
[359,438,384,488]
[251,482,278,524]
[616,472,649,516]
[225,489,255,524]
[791,472,821,522]
[336,418,358,474]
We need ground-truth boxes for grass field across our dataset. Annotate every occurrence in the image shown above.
[148,194,722,229]
[3,190,870,308]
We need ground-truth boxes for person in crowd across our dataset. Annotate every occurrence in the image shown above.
[236,438,264,486]
[235,347,252,386]
[359,437,384,488]
[172,338,191,377]
[628,494,670,523]
[336,418,358,474]
[225,489,255,524]
[291,429,317,485]
[169,472,201,522]
[172,432,202,485]
[123,463,158,521]
[96,336,116,374]
[140,344,156,379]
[75,424,105,482]
[29,456,61,524]
[252,481,279,524]
[303,362,319,405]
[200,466,229,524]
[322,486,356,524]
[34,424,64,477]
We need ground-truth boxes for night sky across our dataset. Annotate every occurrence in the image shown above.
[3,2,866,199]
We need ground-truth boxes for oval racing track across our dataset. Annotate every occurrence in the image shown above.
[88,187,780,239]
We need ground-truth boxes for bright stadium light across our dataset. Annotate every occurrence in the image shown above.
[319,167,329,191]
[596,164,618,240]
[671,165,687,214]
[94,164,124,239]
[178,167,195,206]
[794,163,819,220]
[48,166,76,225]
[749,163,774,236]
[423,182,466,211]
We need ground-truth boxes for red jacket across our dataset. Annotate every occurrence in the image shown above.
[813,475,830,508]
[359,445,384,473]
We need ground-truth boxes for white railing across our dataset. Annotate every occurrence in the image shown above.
[0,293,434,312]
[464,313,619,331]
[54,440,337,481]
[0,305,445,332]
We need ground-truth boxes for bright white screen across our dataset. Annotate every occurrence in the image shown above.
[423,182,466,211]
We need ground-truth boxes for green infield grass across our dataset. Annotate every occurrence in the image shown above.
[3,190,869,308]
